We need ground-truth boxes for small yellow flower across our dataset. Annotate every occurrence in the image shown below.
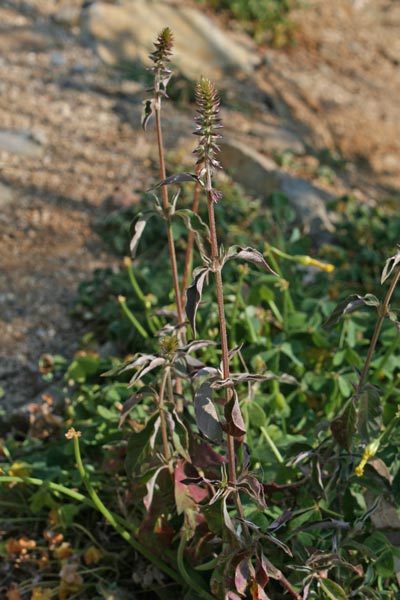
[123,256,132,267]
[84,545,103,565]
[355,440,380,477]
[296,255,335,272]
[118,295,126,304]
[9,461,32,477]
[31,588,52,600]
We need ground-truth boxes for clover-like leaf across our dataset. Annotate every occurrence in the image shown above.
[194,381,222,443]
[185,266,210,338]
[224,246,278,276]
[323,294,380,328]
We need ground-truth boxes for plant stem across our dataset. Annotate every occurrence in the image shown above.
[158,369,171,461]
[70,431,183,586]
[356,266,400,394]
[260,426,284,464]
[154,107,185,335]
[118,296,149,339]
[181,176,202,307]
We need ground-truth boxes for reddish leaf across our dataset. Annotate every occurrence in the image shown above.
[235,558,254,596]
[255,553,269,589]
[224,392,246,438]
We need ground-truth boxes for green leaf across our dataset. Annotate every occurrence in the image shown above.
[319,578,347,600]
[194,382,222,444]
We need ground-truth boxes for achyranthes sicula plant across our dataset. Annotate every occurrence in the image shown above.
[325,248,400,470]
[3,27,400,600]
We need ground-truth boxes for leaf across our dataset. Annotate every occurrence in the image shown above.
[143,465,169,511]
[224,391,246,438]
[178,339,217,355]
[357,384,382,442]
[150,172,201,190]
[186,267,210,338]
[224,246,278,276]
[130,210,158,257]
[128,356,166,387]
[235,558,253,596]
[331,397,356,451]
[173,208,210,254]
[194,382,222,443]
[141,98,155,130]
[222,493,238,538]
[323,294,380,328]
[319,578,347,600]
[381,249,400,283]
[119,391,153,427]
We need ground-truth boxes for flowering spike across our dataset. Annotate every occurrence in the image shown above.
[149,27,174,71]
[193,77,223,173]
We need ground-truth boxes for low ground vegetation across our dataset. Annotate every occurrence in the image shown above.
[1,27,400,600]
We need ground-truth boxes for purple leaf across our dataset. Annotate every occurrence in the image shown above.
[224,246,278,276]
[235,558,253,596]
[323,294,380,328]
[118,390,154,427]
[185,267,210,338]
[128,356,166,387]
[194,382,223,443]
[224,391,246,438]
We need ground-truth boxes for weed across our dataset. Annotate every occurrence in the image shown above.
[1,29,400,600]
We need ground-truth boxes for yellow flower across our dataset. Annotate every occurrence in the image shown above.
[84,545,103,565]
[8,461,32,477]
[355,440,380,477]
[296,255,335,272]
[31,588,52,600]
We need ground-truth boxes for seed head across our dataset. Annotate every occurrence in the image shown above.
[193,77,223,171]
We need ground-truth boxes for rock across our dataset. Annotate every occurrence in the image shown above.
[50,51,66,67]
[257,123,305,155]
[52,5,81,28]
[82,0,258,81]
[220,138,335,238]
[0,182,13,207]
[0,129,44,158]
